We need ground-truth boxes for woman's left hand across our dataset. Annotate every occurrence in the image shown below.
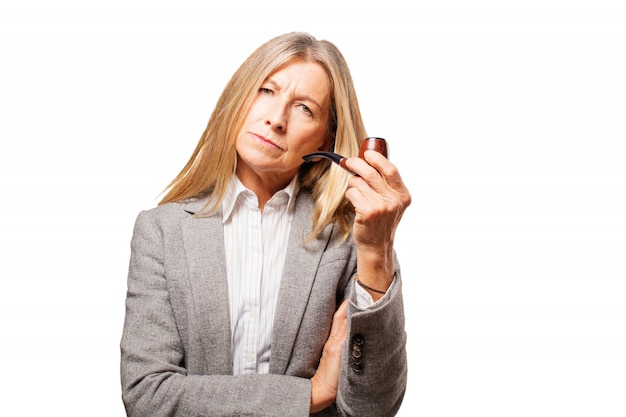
[344,150,412,297]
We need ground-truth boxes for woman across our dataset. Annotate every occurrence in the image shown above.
[121,31,411,416]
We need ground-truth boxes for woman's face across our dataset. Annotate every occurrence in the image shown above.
[235,60,331,189]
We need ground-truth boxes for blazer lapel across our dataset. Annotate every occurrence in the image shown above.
[269,191,334,374]
[181,199,233,374]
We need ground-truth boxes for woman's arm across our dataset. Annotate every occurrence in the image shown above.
[335,267,407,417]
[344,150,412,301]
[333,150,411,416]
[120,211,313,417]
[310,299,349,413]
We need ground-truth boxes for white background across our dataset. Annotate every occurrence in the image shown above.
[1,1,624,416]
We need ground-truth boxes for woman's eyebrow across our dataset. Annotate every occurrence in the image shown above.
[264,77,324,111]
[264,78,278,87]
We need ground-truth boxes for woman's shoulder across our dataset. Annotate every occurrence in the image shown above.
[136,195,214,224]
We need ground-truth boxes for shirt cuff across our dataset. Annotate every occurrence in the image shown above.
[352,276,396,309]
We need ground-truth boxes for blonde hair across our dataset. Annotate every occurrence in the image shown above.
[160,32,367,239]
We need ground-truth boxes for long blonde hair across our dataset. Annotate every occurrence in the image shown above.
[160,32,367,239]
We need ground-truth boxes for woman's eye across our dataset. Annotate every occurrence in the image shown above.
[300,104,312,115]
[259,87,273,95]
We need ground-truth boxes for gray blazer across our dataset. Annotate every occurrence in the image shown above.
[120,189,407,417]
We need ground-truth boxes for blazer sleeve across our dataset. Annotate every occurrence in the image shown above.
[120,210,313,417]
[334,268,407,417]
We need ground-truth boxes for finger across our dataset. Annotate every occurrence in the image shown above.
[329,299,349,338]
[334,298,348,322]
[360,151,412,211]
[362,150,407,191]
[344,159,390,198]
[347,171,400,212]
[336,297,349,314]
[345,184,383,223]
[345,153,404,199]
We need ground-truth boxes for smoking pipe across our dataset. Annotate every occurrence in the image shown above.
[302,137,388,174]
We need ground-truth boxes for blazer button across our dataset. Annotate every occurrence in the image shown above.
[351,334,365,373]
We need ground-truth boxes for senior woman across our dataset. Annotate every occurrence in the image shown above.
[121,31,411,417]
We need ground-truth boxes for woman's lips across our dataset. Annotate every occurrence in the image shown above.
[252,133,282,150]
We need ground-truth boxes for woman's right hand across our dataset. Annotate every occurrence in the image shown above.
[310,299,349,413]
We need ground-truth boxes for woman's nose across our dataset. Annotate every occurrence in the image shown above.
[265,104,287,131]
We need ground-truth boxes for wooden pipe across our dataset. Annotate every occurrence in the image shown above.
[358,137,388,159]
[302,137,388,174]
